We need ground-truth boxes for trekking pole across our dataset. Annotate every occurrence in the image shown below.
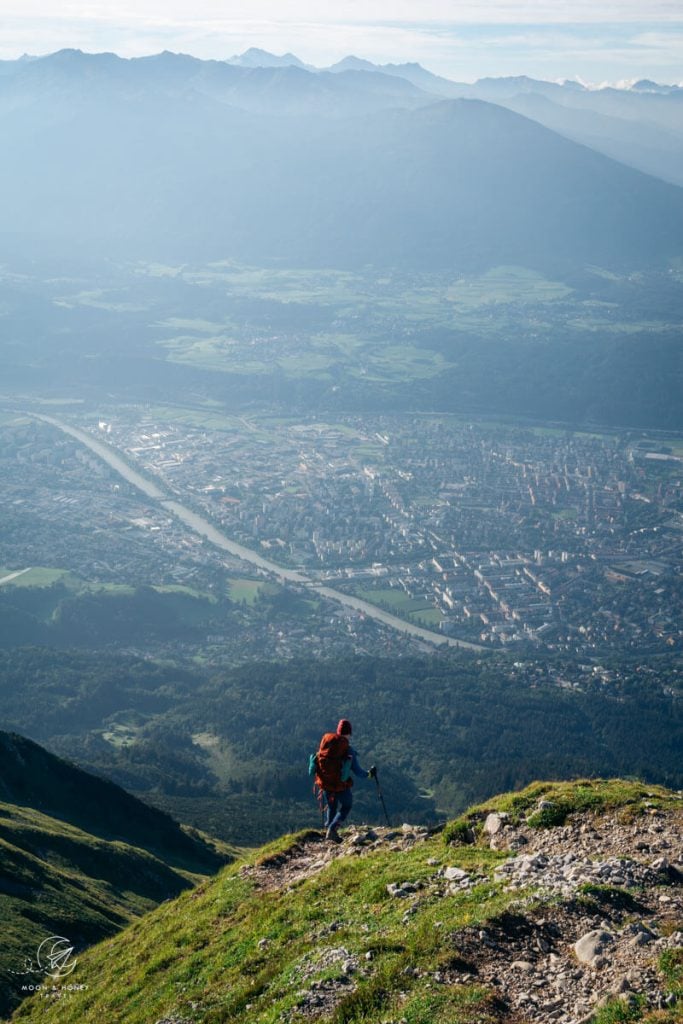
[371,768,391,826]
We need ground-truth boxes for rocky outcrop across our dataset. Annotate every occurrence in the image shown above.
[439,798,683,1023]
[241,798,682,1024]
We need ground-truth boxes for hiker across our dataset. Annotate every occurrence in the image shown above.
[312,718,376,842]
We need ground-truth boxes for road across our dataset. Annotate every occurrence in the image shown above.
[0,568,32,586]
[33,414,482,650]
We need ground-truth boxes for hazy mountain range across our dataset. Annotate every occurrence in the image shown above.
[223,49,683,187]
[0,48,682,271]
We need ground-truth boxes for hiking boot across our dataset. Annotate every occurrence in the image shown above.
[326,825,342,844]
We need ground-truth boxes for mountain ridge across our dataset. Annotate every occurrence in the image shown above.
[1,57,682,272]
[0,731,227,870]
[0,731,234,1018]
[221,49,683,185]
[9,778,683,1024]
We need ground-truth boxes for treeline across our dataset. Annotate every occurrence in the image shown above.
[0,647,679,844]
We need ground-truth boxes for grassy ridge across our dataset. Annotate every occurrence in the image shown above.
[11,780,682,1024]
[0,800,231,1019]
[9,828,508,1024]
[0,732,235,1018]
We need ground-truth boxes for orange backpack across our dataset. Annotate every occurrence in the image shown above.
[314,732,352,792]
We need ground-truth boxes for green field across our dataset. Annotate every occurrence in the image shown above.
[145,404,248,432]
[160,334,267,374]
[160,331,450,383]
[353,586,438,622]
[408,608,444,627]
[0,568,210,600]
[348,344,448,382]
[154,262,590,383]
[446,265,572,308]
[227,577,278,605]
[181,263,363,305]
[101,721,142,748]
[0,567,74,588]
[351,586,443,630]
[56,288,150,313]
[553,508,579,520]
[155,583,216,601]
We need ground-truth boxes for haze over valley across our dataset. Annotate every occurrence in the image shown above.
[0,39,682,1022]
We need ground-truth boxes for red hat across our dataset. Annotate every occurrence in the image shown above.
[337,719,352,735]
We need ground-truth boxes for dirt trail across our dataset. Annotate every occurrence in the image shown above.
[242,824,432,892]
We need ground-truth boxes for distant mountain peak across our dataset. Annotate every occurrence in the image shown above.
[631,78,680,93]
[228,47,309,69]
[38,47,122,68]
[476,73,537,86]
[389,61,425,71]
[329,55,378,72]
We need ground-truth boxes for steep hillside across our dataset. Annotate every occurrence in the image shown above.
[0,732,233,1017]
[0,731,228,871]
[11,779,682,1024]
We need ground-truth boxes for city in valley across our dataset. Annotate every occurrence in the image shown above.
[1,405,681,670]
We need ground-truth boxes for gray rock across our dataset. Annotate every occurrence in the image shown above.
[608,977,632,995]
[483,813,507,835]
[386,883,409,898]
[573,929,615,965]
[509,835,528,849]
[443,866,469,882]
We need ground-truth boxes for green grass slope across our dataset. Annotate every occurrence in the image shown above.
[0,733,234,1018]
[0,731,228,873]
[10,779,683,1024]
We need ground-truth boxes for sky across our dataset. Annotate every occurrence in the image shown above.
[1,1,682,84]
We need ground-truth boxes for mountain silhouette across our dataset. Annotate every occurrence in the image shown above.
[1,51,682,271]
